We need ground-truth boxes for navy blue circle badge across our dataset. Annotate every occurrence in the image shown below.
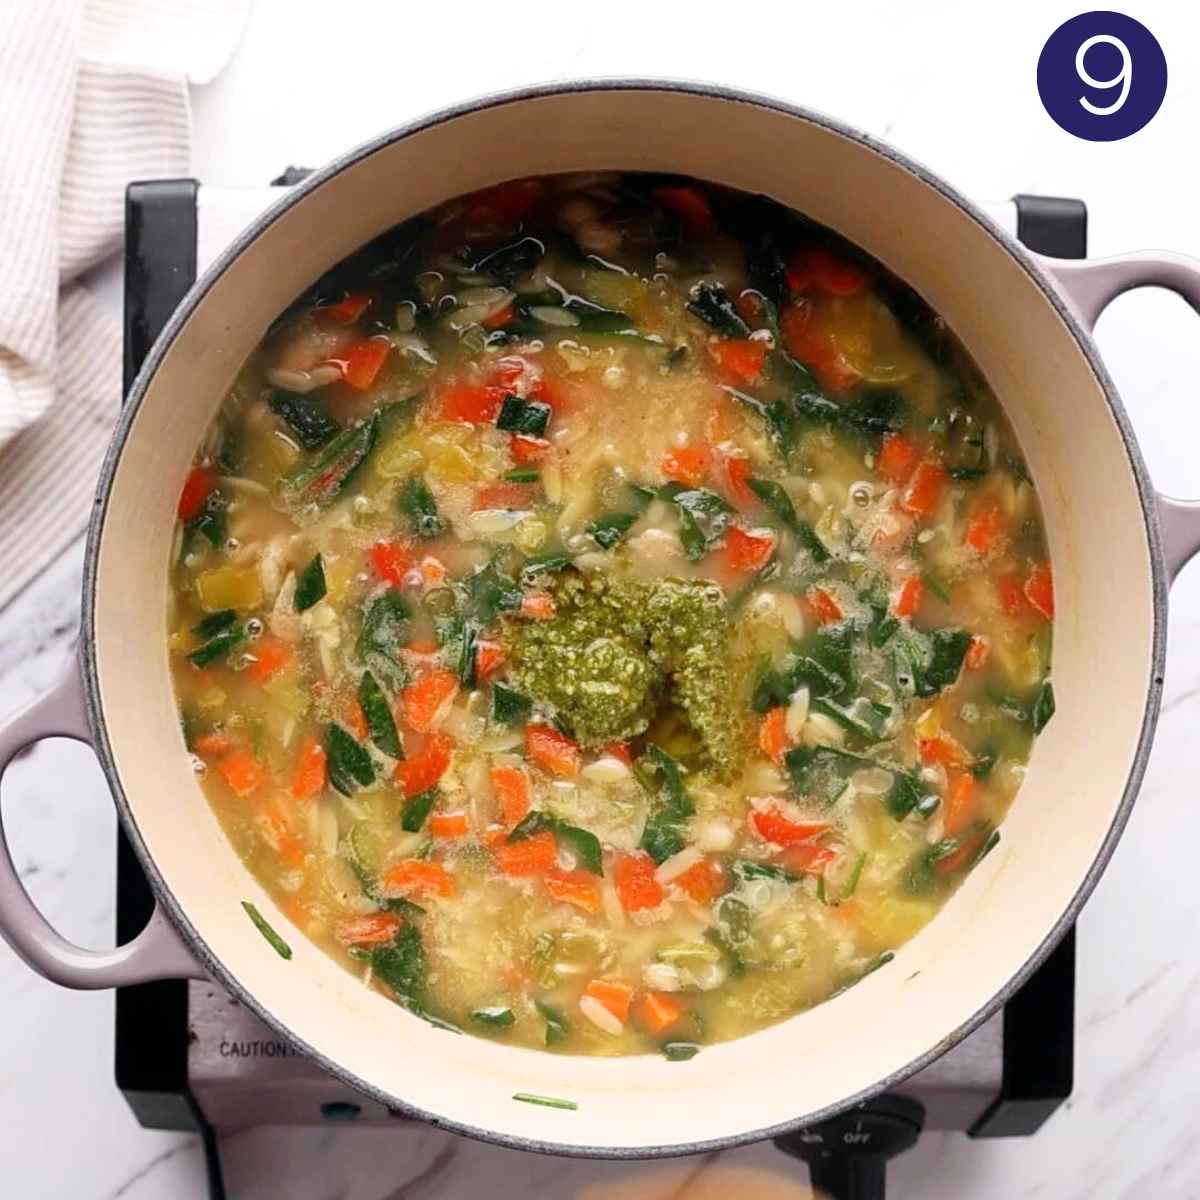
[1037,11,1167,141]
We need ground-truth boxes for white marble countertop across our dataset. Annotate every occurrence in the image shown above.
[6,1,1200,1195]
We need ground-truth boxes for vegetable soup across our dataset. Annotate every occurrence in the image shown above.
[168,173,1055,1058]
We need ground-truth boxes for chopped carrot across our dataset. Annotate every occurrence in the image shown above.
[653,185,715,237]
[475,480,536,510]
[290,736,327,800]
[494,829,557,876]
[613,852,665,912]
[751,808,827,847]
[786,246,869,296]
[661,443,712,487]
[920,733,969,768]
[192,731,233,758]
[519,591,555,620]
[966,635,991,670]
[722,452,755,506]
[344,696,368,742]
[965,507,1005,556]
[474,640,506,680]
[178,466,218,522]
[439,382,508,424]
[394,733,453,797]
[639,990,684,1033]
[724,525,776,574]
[401,669,459,733]
[943,771,977,837]
[900,458,947,518]
[780,302,861,393]
[997,573,1026,617]
[808,587,843,625]
[218,750,266,798]
[490,765,532,828]
[430,811,470,839]
[759,707,791,765]
[262,804,305,865]
[482,298,514,330]
[675,858,725,904]
[320,293,372,325]
[781,841,839,875]
[543,868,602,914]
[382,859,455,898]
[369,542,413,587]
[245,634,291,683]
[335,912,401,946]
[893,576,923,619]
[511,434,550,465]
[526,723,581,778]
[340,337,390,390]
[1025,562,1054,619]
[584,978,634,1022]
[876,433,920,486]
[709,338,767,388]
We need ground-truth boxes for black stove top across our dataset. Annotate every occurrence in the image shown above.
[114,180,1082,1200]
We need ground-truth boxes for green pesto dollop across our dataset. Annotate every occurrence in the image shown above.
[504,572,661,749]
[643,578,740,779]
[503,571,740,776]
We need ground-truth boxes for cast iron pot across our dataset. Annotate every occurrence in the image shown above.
[3,80,1200,1157]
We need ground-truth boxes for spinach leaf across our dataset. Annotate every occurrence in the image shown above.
[189,491,227,549]
[472,1006,516,1031]
[660,484,733,562]
[505,467,540,483]
[193,610,236,638]
[1032,679,1055,734]
[636,745,694,864]
[491,682,533,725]
[731,860,798,884]
[810,694,889,741]
[686,280,751,338]
[241,901,292,960]
[785,744,868,806]
[587,483,655,549]
[472,236,545,281]
[496,395,551,437]
[747,477,830,563]
[536,1000,571,1046]
[398,475,443,540]
[370,924,426,1005]
[920,628,971,696]
[188,626,245,668]
[295,553,327,612]
[906,825,998,892]
[841,390,904,436]
[521,553,572,581]
[282,413,379,509]
[724,386,796,458]
[663,1042,700,1062]
[357,590,410,689]
[358,671,402,758]
[326,724,376,795]
[269,390,338,449]
[884,769,936,820]
[402,788,438,833]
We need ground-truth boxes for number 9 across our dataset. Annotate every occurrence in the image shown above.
[1076,34,1132,116]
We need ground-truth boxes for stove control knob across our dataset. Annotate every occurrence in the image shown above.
[773,1094,925,1200]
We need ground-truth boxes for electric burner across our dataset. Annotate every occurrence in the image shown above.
[115,179,1082,1200]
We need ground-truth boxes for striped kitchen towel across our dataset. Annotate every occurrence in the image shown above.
[0,0,249,611]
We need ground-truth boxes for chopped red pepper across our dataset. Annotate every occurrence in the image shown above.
[724,524,776,574]
[340,337,391,391]
[751,807,827,847]
[438,383,508,424]
[320,293,371,325]
[786,246,869,296]
[661,444,712,487]
[709,338,767,387]
[807,587,844,625]
[369,542,413,587]
[899,457,947,518]
[876,433,920,487]
[178,466,218,523]
[653,185,715,237]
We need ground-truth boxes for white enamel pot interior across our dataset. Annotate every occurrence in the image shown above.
[82,83,1167,1155]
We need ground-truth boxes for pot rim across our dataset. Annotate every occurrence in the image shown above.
[80,77,1168,1159]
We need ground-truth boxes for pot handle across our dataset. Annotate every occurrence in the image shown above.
[1040,251,1200,582]
[0,652,203,988]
